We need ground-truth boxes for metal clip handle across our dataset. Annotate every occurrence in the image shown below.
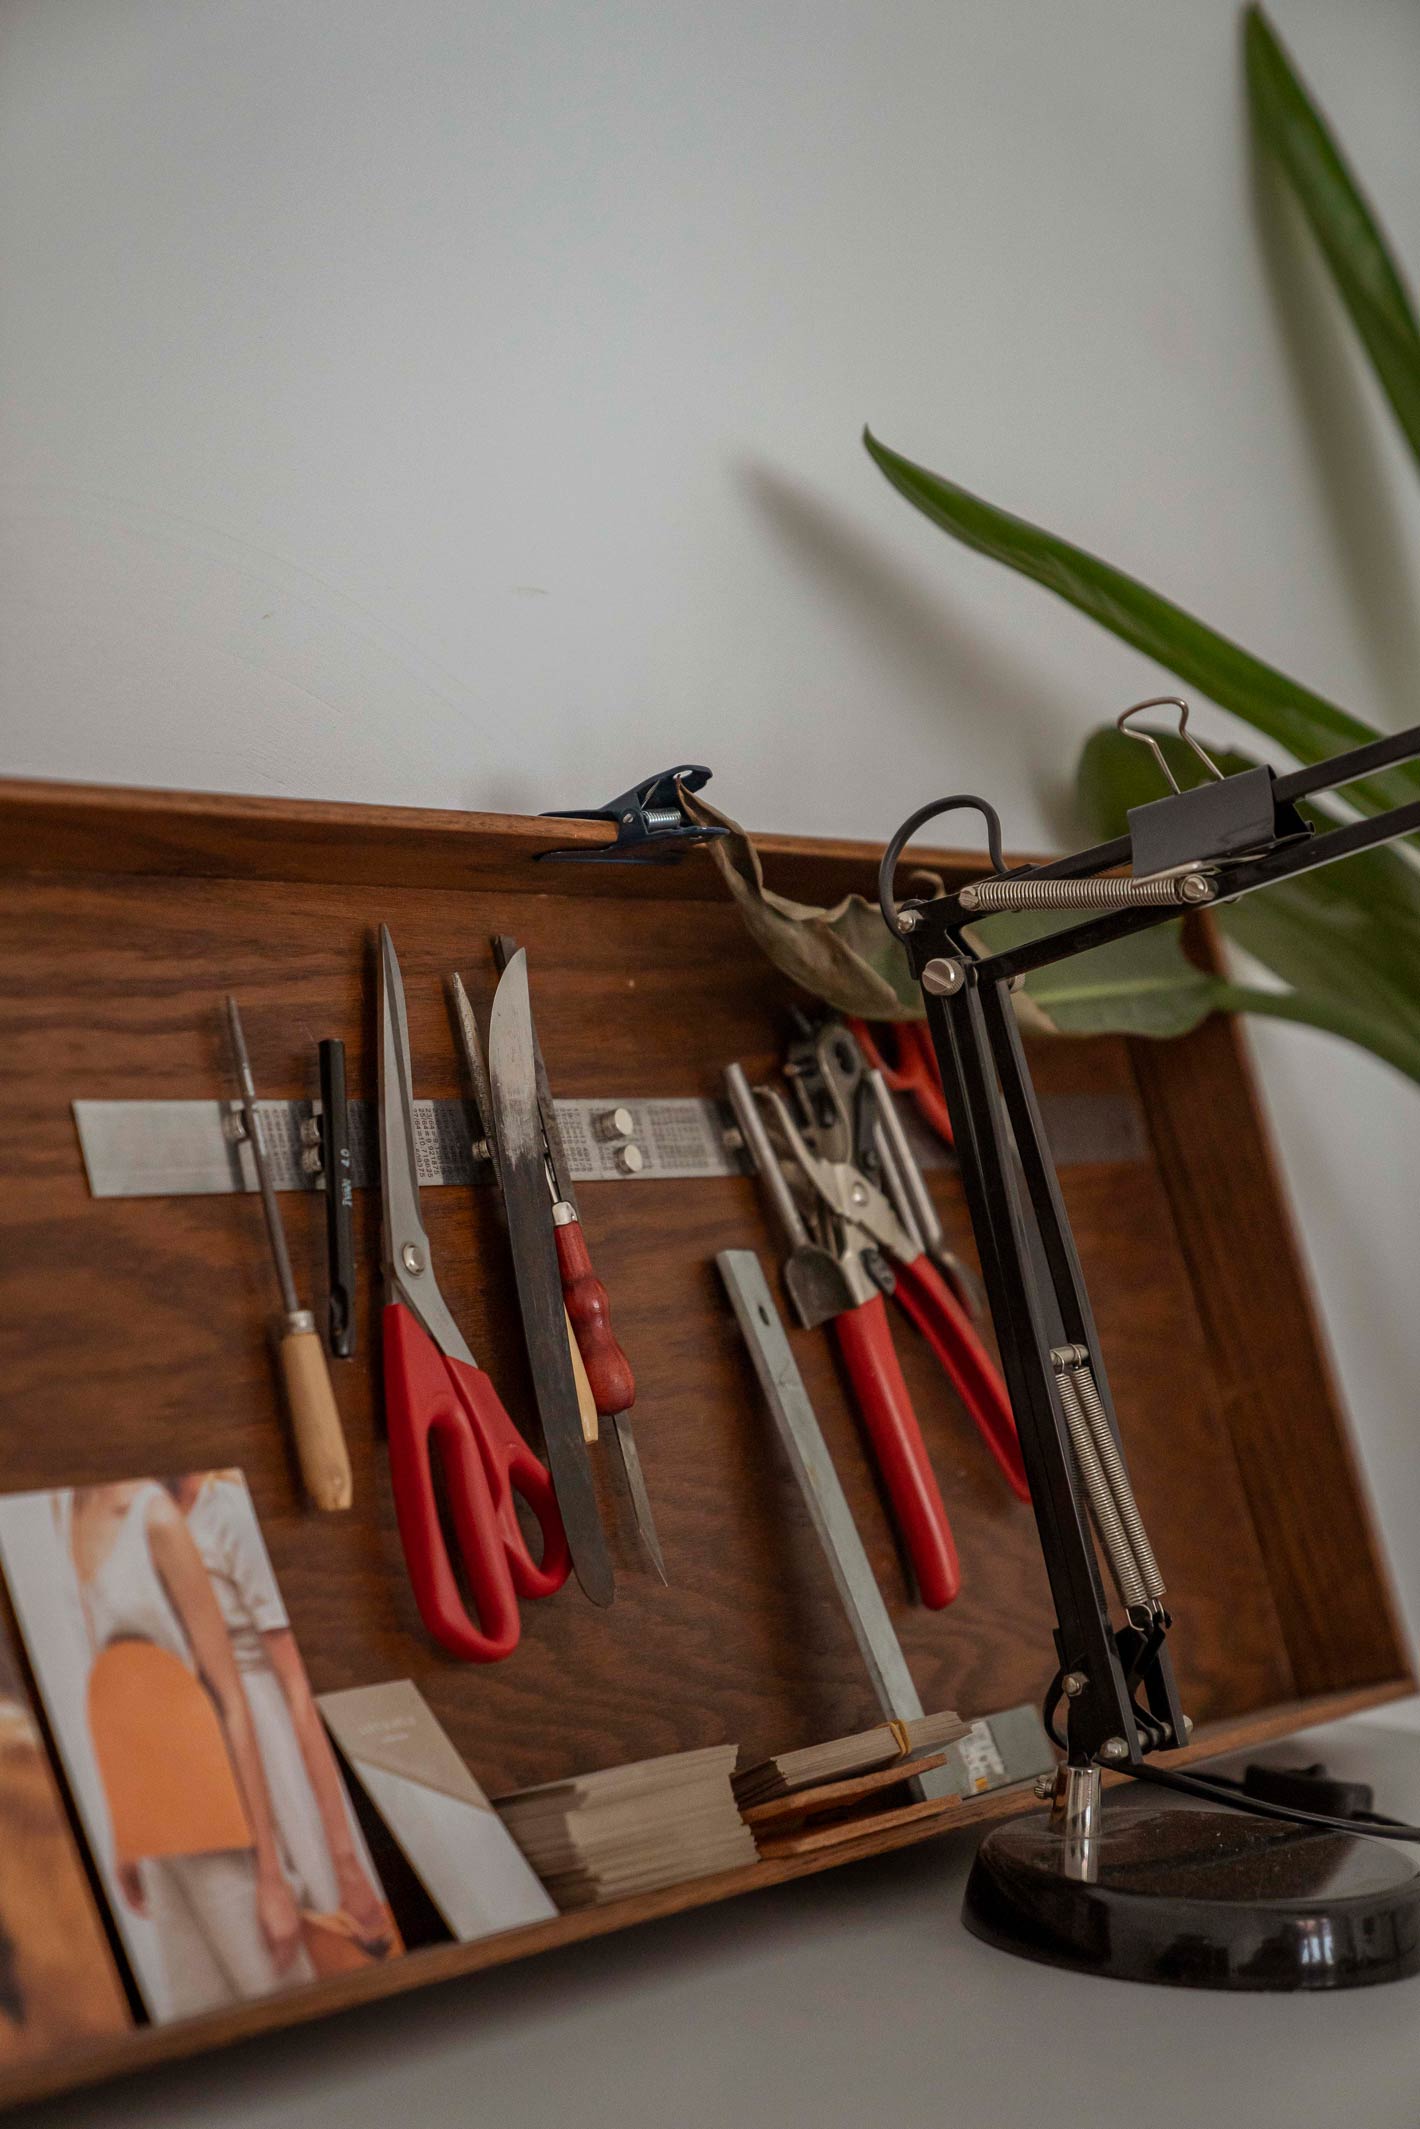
[1116,698,1224,795]
[538,765,729,865]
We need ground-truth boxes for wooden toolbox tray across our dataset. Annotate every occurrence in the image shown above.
[0,774,1411,2108]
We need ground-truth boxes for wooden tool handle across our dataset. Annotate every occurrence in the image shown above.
[553,1216,635,1414]
[566,1311,599,1443]
[279,1320,354,1511]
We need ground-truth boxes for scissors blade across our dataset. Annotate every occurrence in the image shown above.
[488,949,614,1606]
[491,934,578,1213]
[378,925,475,1364]
[449,972,501,1188]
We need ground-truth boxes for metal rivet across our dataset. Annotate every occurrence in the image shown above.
[1061,1671,1087,1699]
[1181,1714,1194,1739]
[921,957,964,996]
[1179,872,1216,905]
[897,909,921,934]
[1098,1736,1129,1763]
[401,1242,425,1275]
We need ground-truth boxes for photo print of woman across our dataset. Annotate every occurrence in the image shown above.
[0,1471,402,2021]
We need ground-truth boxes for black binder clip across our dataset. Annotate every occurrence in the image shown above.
[1120,699,1311,877]
[537,765,729,865]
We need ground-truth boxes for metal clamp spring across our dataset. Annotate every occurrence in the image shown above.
[959,870,1215,914]
[1052,1345,1165,1614]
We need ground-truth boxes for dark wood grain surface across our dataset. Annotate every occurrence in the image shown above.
[0,863,1310,1786]
[0,774,1409,2111]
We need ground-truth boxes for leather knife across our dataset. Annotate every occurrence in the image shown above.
[487,950,615,1606]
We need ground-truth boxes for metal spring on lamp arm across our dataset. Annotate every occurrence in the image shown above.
[958,870,1215,914]
[1052,1345,1166,1616]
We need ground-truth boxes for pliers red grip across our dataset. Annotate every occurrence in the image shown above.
[833,1292,962,1609]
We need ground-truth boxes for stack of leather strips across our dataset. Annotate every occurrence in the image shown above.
[732,1710,967,1806]
[734,1712,969,1859]
[494,1746,756,1908]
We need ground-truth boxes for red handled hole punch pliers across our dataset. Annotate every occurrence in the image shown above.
[726,1020,1027,1611]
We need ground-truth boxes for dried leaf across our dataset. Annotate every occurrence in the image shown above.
[682,785,924,1019]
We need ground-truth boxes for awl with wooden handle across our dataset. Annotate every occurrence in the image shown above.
[491,935,668,1584]
[226,998,352,1512]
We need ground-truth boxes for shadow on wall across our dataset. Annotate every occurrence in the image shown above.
[737,460,1085,847]
[1246,120,1420,728]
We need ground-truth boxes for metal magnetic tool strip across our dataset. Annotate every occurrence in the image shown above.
[72,1096,749,1198]
[72,1089,1144,1200]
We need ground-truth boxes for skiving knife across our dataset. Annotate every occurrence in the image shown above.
[491,933,667,1583]
[488,950,615,1606]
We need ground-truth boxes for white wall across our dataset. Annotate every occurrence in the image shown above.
[4,0,1420,1680]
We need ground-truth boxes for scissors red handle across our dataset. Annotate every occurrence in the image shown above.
[382,1303,570,1662]
[832,1293,961,1609]
[847,1019,955,1147]
[892,1255,1030,1501]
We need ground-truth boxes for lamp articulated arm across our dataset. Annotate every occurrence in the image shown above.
[882,707,1420,1779]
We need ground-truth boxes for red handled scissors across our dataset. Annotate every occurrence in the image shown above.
[378,925,569,1661]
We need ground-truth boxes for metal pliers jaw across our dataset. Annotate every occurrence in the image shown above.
[752,1081,915,1311]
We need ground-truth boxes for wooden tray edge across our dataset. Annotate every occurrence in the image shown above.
[1,1677,1409,2115]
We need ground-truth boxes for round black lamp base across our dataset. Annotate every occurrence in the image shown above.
[963,1791,1420,1990]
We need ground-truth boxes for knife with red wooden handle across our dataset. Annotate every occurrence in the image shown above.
[552,1206,636,1413]
[492,934,668,1582]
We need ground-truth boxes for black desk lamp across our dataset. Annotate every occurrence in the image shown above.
[881,701,1420,1990]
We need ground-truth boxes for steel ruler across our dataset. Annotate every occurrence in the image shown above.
[72,1088,1142,1201]
[73,1096,749,1199]
[716,1249,1053,1805]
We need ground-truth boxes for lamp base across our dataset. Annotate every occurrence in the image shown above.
[963,1789,1420,1990]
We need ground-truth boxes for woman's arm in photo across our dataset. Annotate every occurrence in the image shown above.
[144,1495,302,1972]
[262,1628,387,1943]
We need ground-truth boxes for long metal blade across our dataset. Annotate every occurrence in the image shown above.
[488,950,614,1606]
[716,1249,953,1802]
[611,1411,668,1584]
[491,934,578,1212]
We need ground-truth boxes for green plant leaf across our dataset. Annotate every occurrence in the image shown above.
[1246,5,1420,474]
[975,911,1224,1041]
[1215,981,1420,1085]
[862,428,1420,818]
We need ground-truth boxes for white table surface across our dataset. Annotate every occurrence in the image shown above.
[19,1717,1420,2129]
